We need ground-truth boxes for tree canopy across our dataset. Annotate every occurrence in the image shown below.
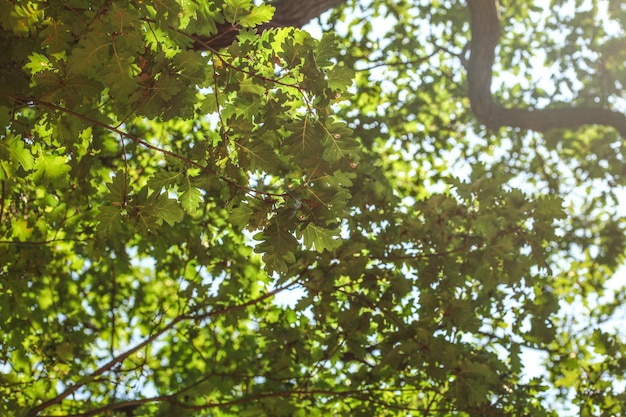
[1,0,626,416]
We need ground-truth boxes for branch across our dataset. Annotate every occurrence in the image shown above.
[41,387,443,417]
[467,0,626,137]
[192,0,347,50]
[26,317,185,416]
[0,91,288,201]
[26,282,298,416]
[268,0,347,28]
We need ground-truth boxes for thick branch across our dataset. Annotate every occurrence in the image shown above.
[194,0,347,49]
[270,0,347,27]
[467,0,626,137]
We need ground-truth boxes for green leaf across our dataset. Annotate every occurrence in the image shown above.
[12,218,33,240]
[230,204,254,230]
[554,368,581,388]
[253,222,298,273]
[104,170,129,204]
[68,29,110,76]
[149,191,184,226]
[128,190,181,229]
[148,169,182,190]
[298,223,342,253]
[102,58,140,103]
[237,140,281,172]
[326,65,354,92]
[33,153,71,185]
[24,52,52,75]
[1,134,34,171]
[284,117,325,166]
[261,250,291,274]
[224,96,262,121]
[315,33,339,67]
[239,4,275,28]
[224,0,253,22]
[40,20,73,53]
[179,183,202,213]
[96,205,124,235]
[320,120,360,163]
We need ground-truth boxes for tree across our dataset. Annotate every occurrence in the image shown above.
[1,0,626,416]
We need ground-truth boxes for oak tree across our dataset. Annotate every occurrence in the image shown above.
[2,0,626,416]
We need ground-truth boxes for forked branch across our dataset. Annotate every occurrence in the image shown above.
[204,0,626,137]
[467,0,626,137]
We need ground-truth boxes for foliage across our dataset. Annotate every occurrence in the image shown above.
[1,0,625,416]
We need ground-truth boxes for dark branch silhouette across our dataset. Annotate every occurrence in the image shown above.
[202,0,626,137]
[466,0,626,136]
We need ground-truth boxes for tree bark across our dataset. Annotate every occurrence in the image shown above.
[200,0,626,138]
[467,0,626,137]
[269,0,347,27]
[193,0,347,49]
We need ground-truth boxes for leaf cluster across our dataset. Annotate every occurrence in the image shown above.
[1,1,626,416]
